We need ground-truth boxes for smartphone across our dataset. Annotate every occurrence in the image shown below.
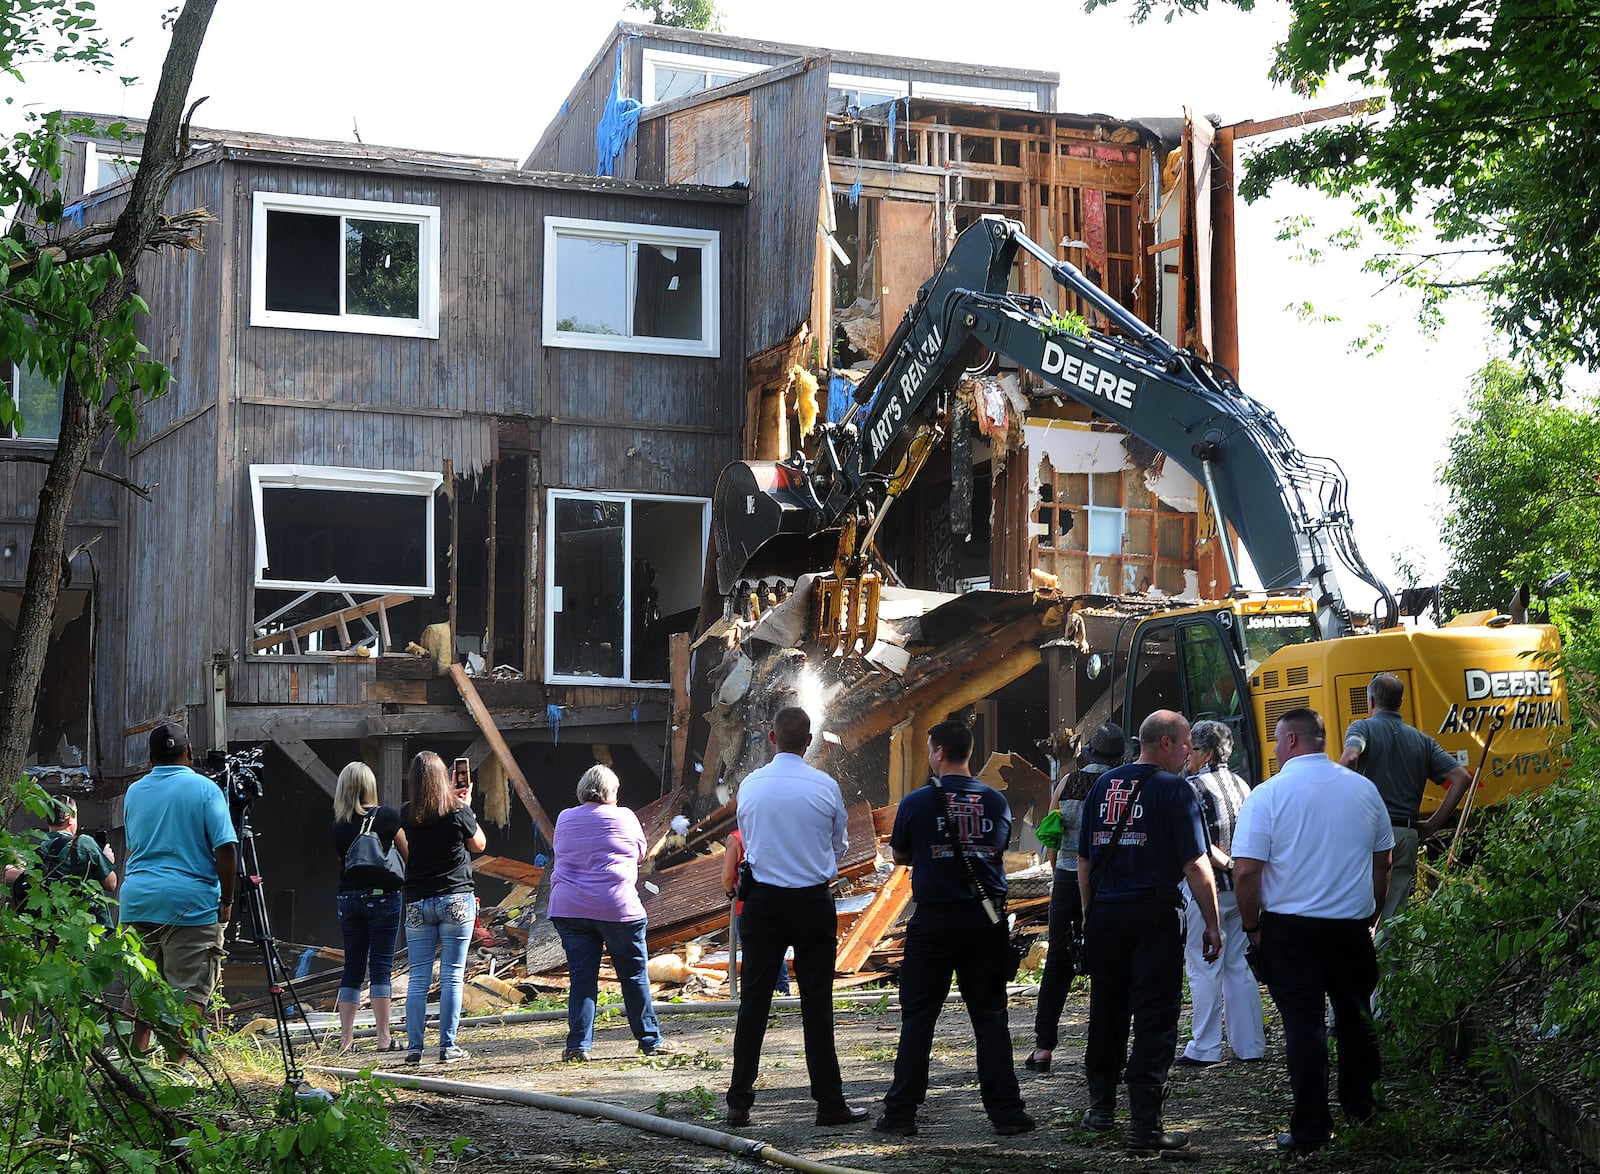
[453,757,472,790]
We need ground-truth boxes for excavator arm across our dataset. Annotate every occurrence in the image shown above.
[714,216,1395,643]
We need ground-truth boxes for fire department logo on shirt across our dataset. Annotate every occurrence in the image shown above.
[1092,779,1147,847]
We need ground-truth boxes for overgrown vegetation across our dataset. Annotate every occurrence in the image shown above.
[0,778,427,1171]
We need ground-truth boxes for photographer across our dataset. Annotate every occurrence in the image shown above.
[120,723,239,1062]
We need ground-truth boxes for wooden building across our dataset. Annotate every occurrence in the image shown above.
[2,25,1245,943]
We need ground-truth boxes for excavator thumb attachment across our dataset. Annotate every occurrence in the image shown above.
[813,570,881,656]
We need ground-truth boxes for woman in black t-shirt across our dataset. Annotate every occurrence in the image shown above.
[401,751,486,1065]
[332,762,408,1052]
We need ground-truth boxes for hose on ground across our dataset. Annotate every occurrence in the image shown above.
[312,1066,875,1174]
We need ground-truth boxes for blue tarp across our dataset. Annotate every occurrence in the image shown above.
[595,43,642,178]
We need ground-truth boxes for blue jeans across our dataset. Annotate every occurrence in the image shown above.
[552,916,664,1053]
[405,893,476,1052]
[336,890,403,1004]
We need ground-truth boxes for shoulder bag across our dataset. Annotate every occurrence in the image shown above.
[343,809,406,888]
[930,777,1028,979]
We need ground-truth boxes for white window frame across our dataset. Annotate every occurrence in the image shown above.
[5,361,61,442]
[249,191,441,339]
[83,141,140,193]
[543,216,720,357]
[828,72,909,107]
[640,48,764,105]
[911,80,1039,110]
[544,489,710,688]
[249,464,444,595]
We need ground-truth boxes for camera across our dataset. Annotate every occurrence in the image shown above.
[207,746,266,808]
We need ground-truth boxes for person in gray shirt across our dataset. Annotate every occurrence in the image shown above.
[1341,672,1472,919]
[1023,722,1123,1073]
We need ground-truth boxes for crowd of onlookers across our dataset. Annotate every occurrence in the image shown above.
[5,667,1462,1155]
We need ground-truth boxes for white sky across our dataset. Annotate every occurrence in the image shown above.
[4,0,1511,592]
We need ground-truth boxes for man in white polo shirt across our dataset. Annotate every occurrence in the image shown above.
[725,705,868,1130]
[1232,707,1393,1154]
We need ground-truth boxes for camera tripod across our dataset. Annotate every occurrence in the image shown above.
[220,750,329,1099]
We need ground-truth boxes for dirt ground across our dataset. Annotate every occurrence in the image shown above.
[310,989,1324,1174]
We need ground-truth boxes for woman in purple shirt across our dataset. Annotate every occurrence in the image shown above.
[550,764,673,1061]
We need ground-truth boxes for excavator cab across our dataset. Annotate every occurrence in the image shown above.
[1119,596,1321,784]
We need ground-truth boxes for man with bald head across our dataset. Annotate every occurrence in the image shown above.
[1077,709,1220,1155]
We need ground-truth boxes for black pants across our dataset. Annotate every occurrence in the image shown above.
[882,902,1026,1125]
[1032,869,1082,1051]
[726,882,846,1112]
[1083,898,1183,1087]
[1261,912,1381,1146]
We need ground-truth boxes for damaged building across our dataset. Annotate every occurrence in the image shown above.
[5,22,1267,946]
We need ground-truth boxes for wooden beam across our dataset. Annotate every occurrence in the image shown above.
[273,732,340,799]
[836,865,912,973]
[1229,97,1383,141]
[668,632,691,789]
[447,663,556,845]
[250,593,414,653]
[1211,124,1241,377]
[472,854,545,887]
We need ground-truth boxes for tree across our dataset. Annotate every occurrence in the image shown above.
[1437,359,1600,613]
[0,0,219,817]
[1089,0,1600,385]
[626,0,721,31]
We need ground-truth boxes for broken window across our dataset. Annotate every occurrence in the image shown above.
[250,192,440,338]
[910,80,1038,110]
[828,73,907,113]
[5,361,62,440]
[544,217,719,357]
[0,588,92,771]
[1086,472,1125,555]
[546,490,707,686]
[250,465,442,597]
[640,49,762,104]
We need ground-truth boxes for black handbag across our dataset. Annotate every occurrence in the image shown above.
[343,809,405,888]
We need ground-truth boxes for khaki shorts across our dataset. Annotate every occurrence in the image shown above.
[126,921,226,1005]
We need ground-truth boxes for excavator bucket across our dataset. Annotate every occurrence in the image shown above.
[713,460,833,595]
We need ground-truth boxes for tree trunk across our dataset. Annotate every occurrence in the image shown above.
[0,0,218,817]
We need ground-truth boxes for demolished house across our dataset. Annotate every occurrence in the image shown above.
[5,22,1262,970]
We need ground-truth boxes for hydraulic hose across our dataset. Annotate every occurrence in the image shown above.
[313,1066,876,1174]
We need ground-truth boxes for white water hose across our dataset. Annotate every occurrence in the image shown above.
[313,1066,875,1174]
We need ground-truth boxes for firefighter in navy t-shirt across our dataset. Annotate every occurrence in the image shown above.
[1077,710,1220,1155]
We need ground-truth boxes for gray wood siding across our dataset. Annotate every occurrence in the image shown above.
[745,62,829,354]
[525,28,628,176]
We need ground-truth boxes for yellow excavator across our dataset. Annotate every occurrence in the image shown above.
[712,216,1566,807]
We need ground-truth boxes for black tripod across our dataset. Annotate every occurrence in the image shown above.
[216,748,328,1098]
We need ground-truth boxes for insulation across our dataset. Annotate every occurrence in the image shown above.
[482,754,510,829]
[791,364,819,437]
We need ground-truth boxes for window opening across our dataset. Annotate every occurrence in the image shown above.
[251,192,440,338]
[5,361,62,440]
[547,491,707,686]
[544,218,719,357]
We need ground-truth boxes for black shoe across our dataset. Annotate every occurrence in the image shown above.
[815,1104,870,1126]
[1175,1055,1219,1068]
[1277,1132,1326,1152]
[873,1115,918,1137]
[403,1050,422,1066]
[562,1048,591,1063]
[994,1113,1037,1136]
[726,1107,751,1129]
[1023,1049,1052,1073]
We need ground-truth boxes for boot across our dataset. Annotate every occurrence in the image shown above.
[1126,1083,1188,1154]
[1081,1072,1117,1132]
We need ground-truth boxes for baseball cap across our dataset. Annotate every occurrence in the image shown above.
[149,722,191,760]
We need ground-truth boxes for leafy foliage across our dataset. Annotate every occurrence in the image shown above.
[625,0,721,31]
[1437,360,1600,613]
[1087,0,1600,384]
[0,778,426,1172]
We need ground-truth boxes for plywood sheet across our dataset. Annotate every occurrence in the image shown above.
[879,199,936,334]
[667,95,751,186]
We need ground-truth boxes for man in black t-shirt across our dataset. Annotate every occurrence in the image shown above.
[1077,710,1219,1155]
[875,720,1034,1139]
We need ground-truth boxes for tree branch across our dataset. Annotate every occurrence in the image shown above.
[0,453,152,498]
[8,207,215,274]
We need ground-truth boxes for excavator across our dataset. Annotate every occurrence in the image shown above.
[713,216,1566,808]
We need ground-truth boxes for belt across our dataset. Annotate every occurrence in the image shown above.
[1390,816,1418,829]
